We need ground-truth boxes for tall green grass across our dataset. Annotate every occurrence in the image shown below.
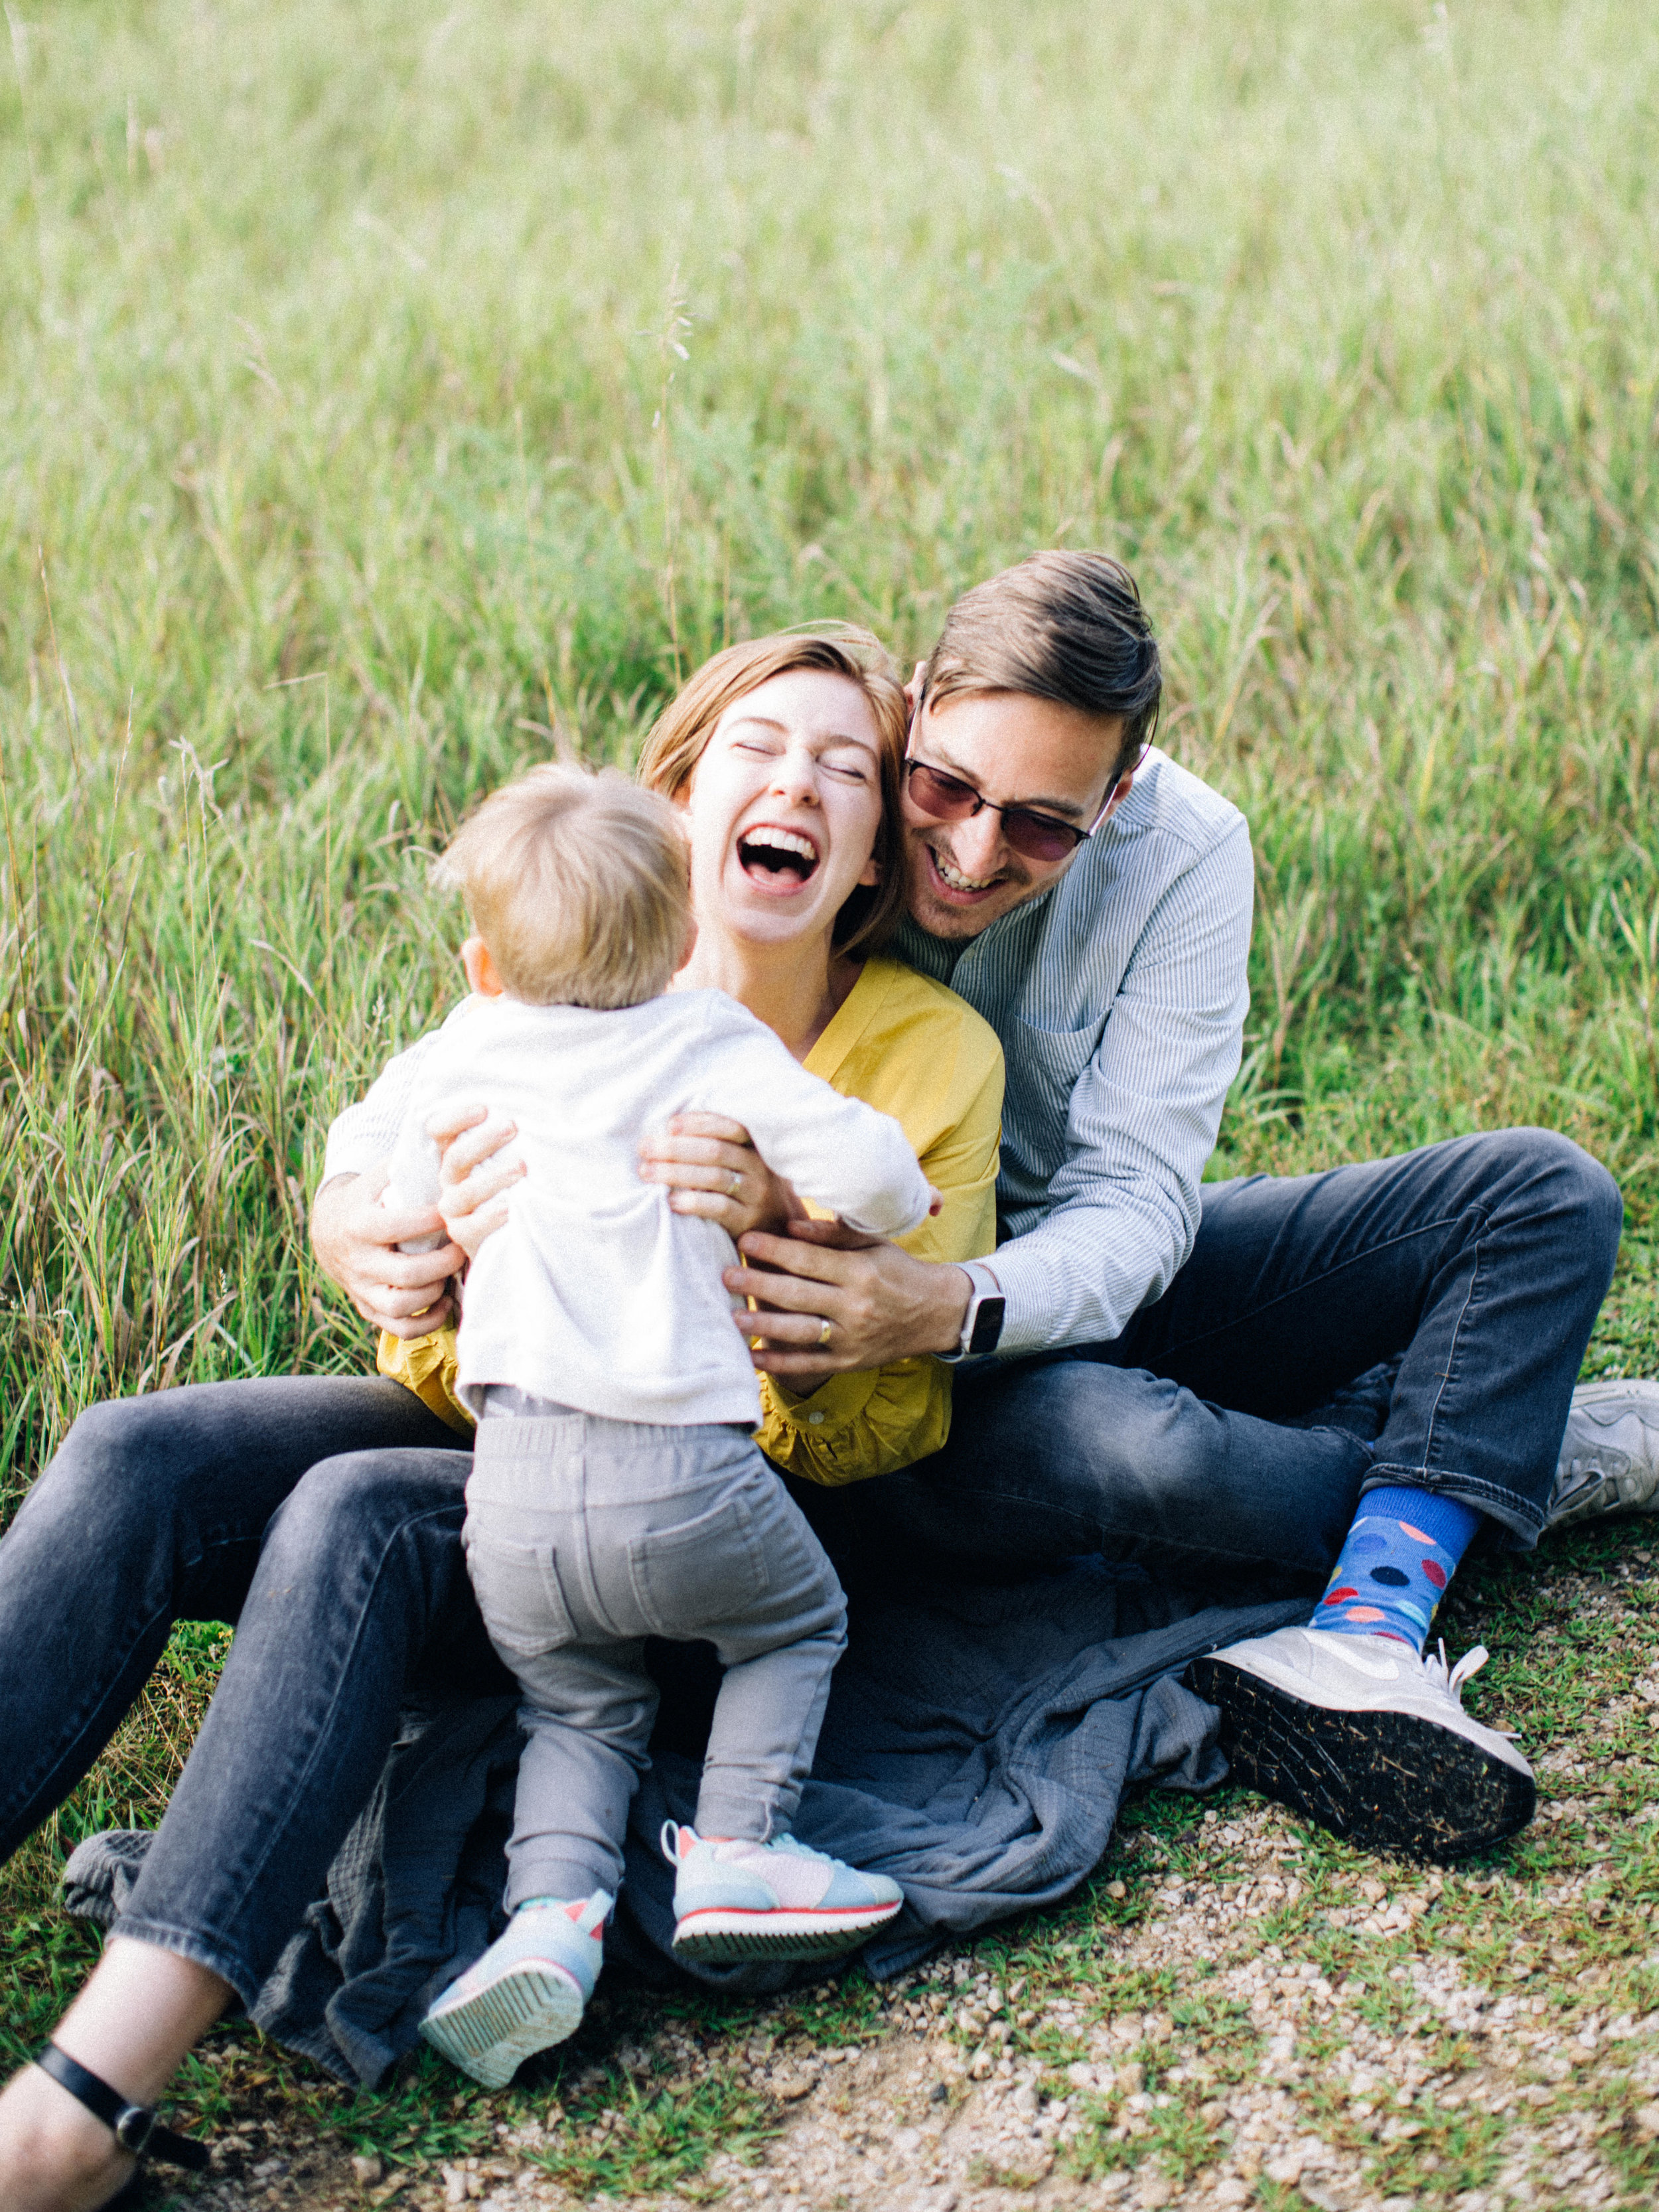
[2,0,1658,1519]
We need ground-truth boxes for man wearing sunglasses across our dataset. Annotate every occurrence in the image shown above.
[724,548,1653,1863]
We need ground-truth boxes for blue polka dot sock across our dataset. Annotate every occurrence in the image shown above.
[1309,1485,1484,1652]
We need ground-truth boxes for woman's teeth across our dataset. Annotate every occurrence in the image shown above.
[739,826,820,879]
[935,850,999,892]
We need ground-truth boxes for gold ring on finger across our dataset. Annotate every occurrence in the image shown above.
[818,1318,833,1348]
[727,1170,744,1198]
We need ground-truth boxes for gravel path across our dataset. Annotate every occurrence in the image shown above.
[151,1550,1659,2212]
[179,1806,1659,2212]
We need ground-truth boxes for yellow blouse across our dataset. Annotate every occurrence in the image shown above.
[376,956,1005,1486]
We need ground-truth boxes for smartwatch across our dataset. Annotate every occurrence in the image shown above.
[940,1261,1006,1364]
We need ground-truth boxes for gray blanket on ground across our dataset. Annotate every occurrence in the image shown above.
[64,1561,1305,2090]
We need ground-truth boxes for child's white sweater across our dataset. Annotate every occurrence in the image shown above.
[380,988,932,1427]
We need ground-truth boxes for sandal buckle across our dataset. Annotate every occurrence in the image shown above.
[113,2104,157,2157]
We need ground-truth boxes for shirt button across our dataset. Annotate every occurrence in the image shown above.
[807,1411,825,1426]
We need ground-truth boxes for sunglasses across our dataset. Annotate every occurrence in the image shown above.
[903,757,1119,863]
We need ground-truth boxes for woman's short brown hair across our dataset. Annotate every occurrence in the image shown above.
[636,628,909,964]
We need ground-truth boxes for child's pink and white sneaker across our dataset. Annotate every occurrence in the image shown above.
[662,1822,903,1962]
[420,1889,611,2087]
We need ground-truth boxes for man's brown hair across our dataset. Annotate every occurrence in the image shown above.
[920,551,1162,781]
[636,628,909,962]
[442,765,690,1007]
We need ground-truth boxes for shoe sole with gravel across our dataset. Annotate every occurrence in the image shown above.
[1187,1654,1536,1861]
[419,1961,585,2089]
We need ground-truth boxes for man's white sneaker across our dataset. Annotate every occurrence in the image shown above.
[1549,1379,1659,1527]
[1188,1627,1535,1860]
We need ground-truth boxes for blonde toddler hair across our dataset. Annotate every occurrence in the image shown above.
[441,765,691,1008]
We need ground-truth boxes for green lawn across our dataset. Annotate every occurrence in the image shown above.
[3,1,1658,2204]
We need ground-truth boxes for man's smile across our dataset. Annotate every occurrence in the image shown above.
[932,847,999,893]
[921,838,1015,903]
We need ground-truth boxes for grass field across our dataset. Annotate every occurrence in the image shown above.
[3,1,1659,2205]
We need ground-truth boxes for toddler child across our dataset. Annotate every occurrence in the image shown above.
[380,765,934,2089]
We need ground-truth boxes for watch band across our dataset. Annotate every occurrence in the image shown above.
[940,1262,1006,1363]
[34,2042,212,2171]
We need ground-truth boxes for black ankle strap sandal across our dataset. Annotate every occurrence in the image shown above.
[33,2042,211,2172]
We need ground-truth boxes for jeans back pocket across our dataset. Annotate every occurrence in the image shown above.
[463,1526,577,1660]
[626,1491,768,1638]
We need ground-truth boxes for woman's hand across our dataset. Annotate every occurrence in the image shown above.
[309,1167,465,1338]
[429,1102,526,1262]
[638,1112,803,1239]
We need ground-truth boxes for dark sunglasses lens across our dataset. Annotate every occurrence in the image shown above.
[908,763,1084,859]
[906,763,979,820]
[1002,809,1085,862]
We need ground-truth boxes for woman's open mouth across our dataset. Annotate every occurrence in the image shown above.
[737,824,822,891]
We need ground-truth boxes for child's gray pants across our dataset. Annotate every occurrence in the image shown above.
[465,1400,848,1907]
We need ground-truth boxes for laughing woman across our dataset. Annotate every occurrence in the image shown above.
[366,632,1003,1483]
[0,629,1002,2212]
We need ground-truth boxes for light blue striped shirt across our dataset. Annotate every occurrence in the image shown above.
[896,745,1253,1359]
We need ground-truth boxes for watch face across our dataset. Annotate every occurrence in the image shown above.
[968,1295,1006,1358]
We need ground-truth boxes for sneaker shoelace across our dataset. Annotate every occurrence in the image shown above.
[1557,1445,1633,1498]
[766,1834,830,1862]
[1420,1637,1489,1698]
[660,1821,828,1870]
[1422,1639,1520,1736]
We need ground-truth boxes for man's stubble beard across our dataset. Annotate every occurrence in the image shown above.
[902,830,1037,943]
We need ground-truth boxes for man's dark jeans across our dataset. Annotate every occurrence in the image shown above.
[805,1129,1623,1584]
[0,1127,1621,2004]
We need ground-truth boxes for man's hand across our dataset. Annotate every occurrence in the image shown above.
[724,1218,973,1384]
[310,1167,465,1338]
[639,1112,804,1240]
[430,1103,526,1260]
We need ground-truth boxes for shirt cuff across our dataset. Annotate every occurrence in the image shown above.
[762,1368,883,1436]
[983,1240,1129,1360]
[320,1142,370,1188]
